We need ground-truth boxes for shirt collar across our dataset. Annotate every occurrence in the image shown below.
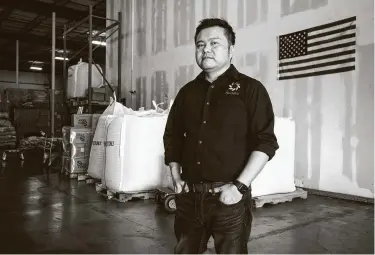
[196,64,240,82]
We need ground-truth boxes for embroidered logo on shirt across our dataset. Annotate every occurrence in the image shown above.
[225,82,240,95]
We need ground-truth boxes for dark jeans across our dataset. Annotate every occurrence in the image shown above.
[174,189,253,254]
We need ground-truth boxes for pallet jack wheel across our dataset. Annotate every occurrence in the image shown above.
[155,190,162,204]
[164,195,176,213]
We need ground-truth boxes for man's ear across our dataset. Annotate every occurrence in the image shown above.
[229,45,234,61]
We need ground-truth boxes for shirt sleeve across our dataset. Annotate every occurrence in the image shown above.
[247,81,279,160]
[163,88,185,165]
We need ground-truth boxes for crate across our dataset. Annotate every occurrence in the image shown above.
[95,183,155,202]
[253,188,308,208]
[91,88,106,101]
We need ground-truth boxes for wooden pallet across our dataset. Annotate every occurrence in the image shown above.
[253,188,308,208]
[85,176,100,185]
[95,182,155,202]
[67,98,109,107]
[64,171,89,181]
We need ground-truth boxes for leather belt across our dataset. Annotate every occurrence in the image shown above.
[186,182,226,193]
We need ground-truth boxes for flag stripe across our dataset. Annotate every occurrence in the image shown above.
[308,33,355,47]
[279,66,355,80]
[279,62,354,77]
[308,38,356,51]
[307,41,356,55]
[307,16,356,33]
[308,22,355,37]
[279,48,355,65]
[279,62,354,78]
[279,57,355,74]
[308,27,355,43]
[279,54,355,70]
[307,25,356,40]
[277,16,356,79]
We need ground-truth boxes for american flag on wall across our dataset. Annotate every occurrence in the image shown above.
[277,16,356,80]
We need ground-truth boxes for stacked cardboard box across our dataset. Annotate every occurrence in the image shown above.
[62,126,93,174]
[62,113,100,174]
[71,113,101,132]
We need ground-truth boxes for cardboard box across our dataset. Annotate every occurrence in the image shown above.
[69,128,93,145]
[72,114,92,128]
[69,157,89,174]
[71,143,91,158]
[91,88,106,101]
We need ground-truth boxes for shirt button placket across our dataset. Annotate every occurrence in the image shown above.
[197,84,213,171]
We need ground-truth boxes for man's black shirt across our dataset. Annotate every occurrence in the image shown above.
[163,64,279,183]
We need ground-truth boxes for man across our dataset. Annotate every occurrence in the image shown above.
[163,18,279,254]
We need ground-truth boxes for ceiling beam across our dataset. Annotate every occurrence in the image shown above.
[0,50,105,69]
[0,0,105,28]
[0,30,90,51]
[18,0,80,34]
[0,7,14,27]
[0,52,105,66]
[19,15,48,34]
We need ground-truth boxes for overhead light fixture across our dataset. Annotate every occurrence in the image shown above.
[28,60,44,64]
[30,66,43,71]
[56,49,70,54]
[92,40,106,46]
[55,56,69,61]
[89,30,106,37]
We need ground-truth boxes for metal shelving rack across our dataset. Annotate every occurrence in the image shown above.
[51,5,122,124]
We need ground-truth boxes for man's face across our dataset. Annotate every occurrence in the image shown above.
[195,26,233,72]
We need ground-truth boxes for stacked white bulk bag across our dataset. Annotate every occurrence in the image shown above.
[67,59,103,98]
[252,117,296,197]
[103,110,169,193]
[87,97,129,180]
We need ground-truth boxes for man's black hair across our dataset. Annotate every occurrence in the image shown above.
[194,18,236,46]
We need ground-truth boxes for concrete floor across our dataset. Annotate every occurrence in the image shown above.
[0,156,373,254]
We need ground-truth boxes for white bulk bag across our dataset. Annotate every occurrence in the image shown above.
[251,117,296,197]
[87,99,129,180]
[103,114,168,193]
[67,59,103,98]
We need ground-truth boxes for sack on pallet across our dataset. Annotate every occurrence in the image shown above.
[91,114,101,132]
[251,117,296,197]
[67,59,103,99]
[0,127,15,133]
[87,100,129,180]
[0,112,9,119]
[0,119,12,127]
[103,114,168,193]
